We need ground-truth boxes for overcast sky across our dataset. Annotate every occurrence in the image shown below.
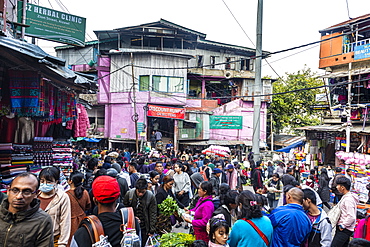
[34,0,370,78]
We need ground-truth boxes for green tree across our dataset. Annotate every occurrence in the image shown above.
[269,67,323,134]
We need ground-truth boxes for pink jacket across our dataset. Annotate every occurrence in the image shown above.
[190,195,215,242]
[338,192,359,231]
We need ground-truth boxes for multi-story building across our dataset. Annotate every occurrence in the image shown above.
[56,19,272,151]
[299,14,370,166]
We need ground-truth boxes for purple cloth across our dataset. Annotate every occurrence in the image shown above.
[190,195,214,242]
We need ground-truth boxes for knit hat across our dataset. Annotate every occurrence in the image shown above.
[190,172,204,188]
[92,175,120,203]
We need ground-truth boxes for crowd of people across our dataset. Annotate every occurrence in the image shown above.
[0,145,369,247]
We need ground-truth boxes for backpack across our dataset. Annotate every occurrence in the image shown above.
[79,215,112,247]
[120,207,141,247]
[79,207,141,247]
[199,166,209,181]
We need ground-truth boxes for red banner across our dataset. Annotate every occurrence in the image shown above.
[147,104,185,120]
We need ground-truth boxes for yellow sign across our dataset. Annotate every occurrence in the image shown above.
[140,132,146,137]
[120,128,127,133]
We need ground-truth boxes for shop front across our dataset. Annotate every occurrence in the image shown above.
[146,104,185,151]
[0,36,92,192]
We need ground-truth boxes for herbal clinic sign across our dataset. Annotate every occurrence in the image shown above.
[17,1,86,46]
[354,44,370,60]
[147,104,185,120]
[210,116,243,129]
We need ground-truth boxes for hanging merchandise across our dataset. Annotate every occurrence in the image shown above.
[14,117,34,143]
[8,70,43,117]
[71,103,90,137]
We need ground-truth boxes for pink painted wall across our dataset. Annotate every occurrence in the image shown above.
[210,99,267,142]
[105,103,147,139]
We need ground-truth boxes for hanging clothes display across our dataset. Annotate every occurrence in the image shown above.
[0,114,16,143]
[72,103,90,137]
[8,70,42,117]
[14,117,34,144]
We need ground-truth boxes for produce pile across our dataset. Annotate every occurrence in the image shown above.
[159,233,196,247]
[158,196,179,216]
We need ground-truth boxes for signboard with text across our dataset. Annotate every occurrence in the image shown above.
[17,1,86,46]
[147,104,185,120]
[354,44,370,60]
[210,116,243,129]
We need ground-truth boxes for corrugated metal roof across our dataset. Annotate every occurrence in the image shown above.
[321,67,370,78]
[297,124,370,133]
[0,36,91,92]
[275,136,306,147]
[320,13,370,33]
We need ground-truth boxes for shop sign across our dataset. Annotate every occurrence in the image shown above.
[315,93,327,102]
[140,132,146,137]
[354,44,370,60]
[147,104,185,120]
[17,1,86,46]
[182,134,188,138]
[210,116,243,129]
[310,105,330,110]
[137,122,145,132]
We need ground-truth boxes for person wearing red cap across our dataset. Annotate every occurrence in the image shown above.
[71,175,140,247]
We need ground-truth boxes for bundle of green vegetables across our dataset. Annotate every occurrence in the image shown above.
[159,233,195,247]
[157,196,179,216]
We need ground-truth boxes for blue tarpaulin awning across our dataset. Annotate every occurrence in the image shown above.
[274,140,304,153]
[83,138,101,143]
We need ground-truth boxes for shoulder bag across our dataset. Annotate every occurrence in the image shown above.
[242,218,269,246]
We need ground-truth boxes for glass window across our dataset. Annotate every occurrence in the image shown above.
[139,75,149,91]
[168,77,184,92]
[152,76,168,92]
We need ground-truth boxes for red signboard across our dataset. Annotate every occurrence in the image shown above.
[147,104,185,120]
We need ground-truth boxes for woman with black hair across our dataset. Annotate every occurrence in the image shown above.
[38,166,71,247]
[66,171,91,245]
[318,167,332,210]
[228,190,273,247]
[184,181,215,242]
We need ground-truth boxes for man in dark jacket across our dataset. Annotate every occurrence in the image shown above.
[123,178,157,246]
[0,172,53,247]
[71,175,140,247]
[210,168,222,196]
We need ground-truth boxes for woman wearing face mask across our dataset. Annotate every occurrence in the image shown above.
[228,190,273,247]
[38,167,71,247]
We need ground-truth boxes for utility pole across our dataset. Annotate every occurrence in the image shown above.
[130,53,139,153]
[21,0,27,39]
[346,62,352,153]
[252,0,263,162]
[270,113,273,152]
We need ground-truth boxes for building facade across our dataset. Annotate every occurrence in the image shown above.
[56,19,272,151]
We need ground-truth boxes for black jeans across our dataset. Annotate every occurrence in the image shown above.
[331,226,353,247]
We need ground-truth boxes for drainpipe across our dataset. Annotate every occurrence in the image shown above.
[21,0,27,39]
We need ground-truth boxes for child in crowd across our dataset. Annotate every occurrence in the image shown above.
[305,175,315,188]
[208,216,230,247]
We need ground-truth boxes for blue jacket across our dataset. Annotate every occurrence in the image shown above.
[269,203,311,247]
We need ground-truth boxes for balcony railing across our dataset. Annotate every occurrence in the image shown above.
[343,38,370,53]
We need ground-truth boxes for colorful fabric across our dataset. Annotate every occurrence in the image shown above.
[9,70,41,116]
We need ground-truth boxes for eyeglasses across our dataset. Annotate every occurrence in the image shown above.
[9,188,37,197]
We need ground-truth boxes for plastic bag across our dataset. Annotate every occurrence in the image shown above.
[145,235,160,247]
